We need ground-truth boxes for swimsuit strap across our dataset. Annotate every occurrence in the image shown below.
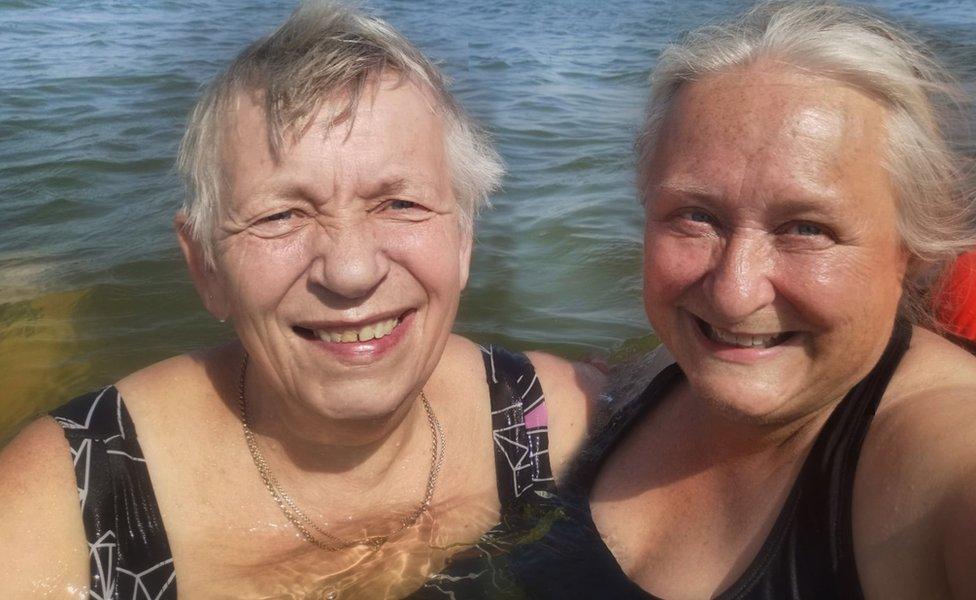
[52,386,177,599]
[481,345,557,514]
[548,318,913,600]
[711,316,913,600]
[570,361,684,494]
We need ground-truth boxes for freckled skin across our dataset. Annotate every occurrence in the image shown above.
[643,65,907,424]
[593,62,976,600]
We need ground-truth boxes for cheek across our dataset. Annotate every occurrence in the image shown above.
[382,222,464,297]
[218,233,312,310]
[643,229,713,309]
[778,248,905,319]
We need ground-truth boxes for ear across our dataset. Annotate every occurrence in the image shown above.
[174,213,229,321]
[458,224,474,291]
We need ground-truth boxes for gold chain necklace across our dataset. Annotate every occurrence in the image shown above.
[237,352,446,551]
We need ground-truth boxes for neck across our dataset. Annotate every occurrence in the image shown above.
[238,357,431,492]
[668,382,838,474]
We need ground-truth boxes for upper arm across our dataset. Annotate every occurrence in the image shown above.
[0,417,89,597]
[525,351,606,479]
[944,464,976,599]
[860,381,976,599]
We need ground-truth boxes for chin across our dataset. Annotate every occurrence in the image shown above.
[691,374,797,426]
[317,396,407,423]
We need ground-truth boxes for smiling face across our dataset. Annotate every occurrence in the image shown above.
[642,64,909,424]
[182,76,470,428]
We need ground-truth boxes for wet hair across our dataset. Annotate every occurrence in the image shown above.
[636,1,976,324]
[177,0,503,266]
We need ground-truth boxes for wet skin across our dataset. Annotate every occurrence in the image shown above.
[186,76,473,445]
[591,63,917,598]
[642,64,907,426]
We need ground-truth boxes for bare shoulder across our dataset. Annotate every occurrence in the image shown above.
[604,343,675,415]
[115,343,237,413]
[524,350,606,478]
[436,334,491,382]
[868,328,976,456]
[0,417,88,596]
[855,328,976,597]
[861,328,976,499]
[436,336,605,478]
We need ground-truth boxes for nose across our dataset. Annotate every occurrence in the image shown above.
[702,232,775,321]
[310,223,390,300]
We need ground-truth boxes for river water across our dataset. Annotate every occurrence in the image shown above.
[1,0,974,440]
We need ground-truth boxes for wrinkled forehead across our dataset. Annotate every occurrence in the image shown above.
[213,75,455,212]
[217,72,446,167]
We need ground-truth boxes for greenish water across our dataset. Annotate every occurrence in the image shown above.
[1,0,974,442]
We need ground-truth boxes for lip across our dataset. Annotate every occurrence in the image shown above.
[295,309,407,332]
[294,309,415,365]
[687,311,801,364]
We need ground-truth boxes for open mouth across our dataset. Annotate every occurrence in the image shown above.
[293,310,411,343]
[695,316,794,349]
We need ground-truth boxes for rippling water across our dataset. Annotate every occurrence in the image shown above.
[1,0,974,440]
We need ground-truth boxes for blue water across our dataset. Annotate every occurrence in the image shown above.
[1,0,974,438]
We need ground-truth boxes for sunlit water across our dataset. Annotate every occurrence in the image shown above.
[1,0,974,442]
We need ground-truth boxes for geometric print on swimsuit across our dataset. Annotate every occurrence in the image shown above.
[482,345,555,500]
[88,527,175,600]
[416,348,557,599]
[53,387,119,511]
[52,387,178,600]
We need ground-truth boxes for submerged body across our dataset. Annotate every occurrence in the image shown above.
[0,4,600,597]
[553,3,976,598]
[487,318,976,598]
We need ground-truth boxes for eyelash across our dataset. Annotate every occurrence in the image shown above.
[672,208,719,230]
[259,209,295,223]
[685,209,715,224]
[674,210,834,240]
[781,222,826,237]
[387,199,417,210]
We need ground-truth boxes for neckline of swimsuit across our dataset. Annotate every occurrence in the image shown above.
[565,317,913,600]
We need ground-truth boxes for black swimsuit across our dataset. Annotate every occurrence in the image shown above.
[52,346,559,599]
[502,318,913,599]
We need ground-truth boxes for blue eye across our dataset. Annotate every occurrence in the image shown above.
[388,199,418,210]
[793,223,823,236]
[689,210,712,223]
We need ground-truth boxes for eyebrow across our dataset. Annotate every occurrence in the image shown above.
[655,182,845,213]
[243,176,416,208]
[653,182,718,201]
[361,176,411,199]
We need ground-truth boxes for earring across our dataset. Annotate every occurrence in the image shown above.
[208,293,225,323]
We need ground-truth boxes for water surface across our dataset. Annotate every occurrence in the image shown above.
[1,0,974,440]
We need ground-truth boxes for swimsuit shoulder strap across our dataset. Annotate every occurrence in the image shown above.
[52,386,178,599]
[481,345,557,513]
[569,347,683,493]
[718,317,914,599]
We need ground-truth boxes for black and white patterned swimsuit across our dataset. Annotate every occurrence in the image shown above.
[52,346,559,599]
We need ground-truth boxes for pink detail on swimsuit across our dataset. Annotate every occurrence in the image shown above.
[523,402,549,430]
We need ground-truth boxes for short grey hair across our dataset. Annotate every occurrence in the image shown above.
[177,0,503,266]
[637,1,976,324]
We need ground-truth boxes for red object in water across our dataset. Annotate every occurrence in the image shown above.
[936,251,976,341]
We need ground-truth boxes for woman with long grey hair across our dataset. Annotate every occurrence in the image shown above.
[506,3,976,598]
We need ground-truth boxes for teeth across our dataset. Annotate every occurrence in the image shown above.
[704,323,785,349]
[315,317,400,343]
